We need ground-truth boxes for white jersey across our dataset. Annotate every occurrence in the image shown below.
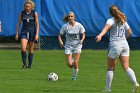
[106,17,130,47]
[60,22,85,49]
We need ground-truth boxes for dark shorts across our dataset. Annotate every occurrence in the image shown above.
[21,32,36,42]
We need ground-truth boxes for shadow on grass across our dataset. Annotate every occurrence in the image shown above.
[0,67,19,69]
[43,89,101,93]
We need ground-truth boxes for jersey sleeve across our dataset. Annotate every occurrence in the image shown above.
[79,23,85,33]
[60,25,66,35]
[106,18,114,26]
[124,22,130,30]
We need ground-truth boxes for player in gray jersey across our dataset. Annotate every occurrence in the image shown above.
[95,5,139,92]
[58,12,85,80]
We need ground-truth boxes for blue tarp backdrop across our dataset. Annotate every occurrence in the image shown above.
[0,0,140,37]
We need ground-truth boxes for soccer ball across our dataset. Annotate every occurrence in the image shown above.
[48,72,58,81]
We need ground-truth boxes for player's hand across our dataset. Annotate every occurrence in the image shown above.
[95,35,102,42]
[15,34,18,40]
[59,43,64,48]
[79,40,83,44]
[35,35,39,41]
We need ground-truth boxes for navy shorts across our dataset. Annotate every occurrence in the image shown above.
[21,32,36,42]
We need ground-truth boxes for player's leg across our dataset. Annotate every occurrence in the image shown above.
[104,57,117,92]
[104,47,119,91]
[65,48,73,68]
[65,54,73,68]
[71,48,81,80]
[28,41,35,68]
[21,38,28,68]
[71,53,80,80]
[120,56,139,92]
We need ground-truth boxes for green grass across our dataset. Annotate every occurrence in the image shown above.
[0,49,139,93]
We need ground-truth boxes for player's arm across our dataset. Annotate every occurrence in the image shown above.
[95,24,110,42]
[35,12,39,41]
[58,33,64,48]
[125,22,132,39]
[80,32,85,44]
[126,29,132,39]
[15,13,22,40]
[79,23,85,44]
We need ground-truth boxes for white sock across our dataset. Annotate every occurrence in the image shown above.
[105,71,113,90]
[72,69,79,77]
[126,68,138,85]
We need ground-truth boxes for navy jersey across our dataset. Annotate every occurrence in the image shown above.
[21,10,36,33]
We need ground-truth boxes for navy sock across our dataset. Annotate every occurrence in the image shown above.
[28,53,33,68]
[21,51,27,65]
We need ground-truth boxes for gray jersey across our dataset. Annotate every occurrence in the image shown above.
[60,22,85,49]
[106,17,130,47]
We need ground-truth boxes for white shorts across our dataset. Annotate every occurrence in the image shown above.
[65,48,81,54]
[108,46,129,59]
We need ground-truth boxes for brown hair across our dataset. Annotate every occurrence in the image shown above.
[63,12,75,22]
[24,1,35,10]
[63,15,69,22]
[109,5,126,24]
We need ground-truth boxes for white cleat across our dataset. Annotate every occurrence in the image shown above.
[102,89,111,93]
[132,84,139,93]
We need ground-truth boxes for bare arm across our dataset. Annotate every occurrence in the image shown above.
[58,34,64,48]
[15,13,22,40]
[80,32,85,44]
[35,12,39,41]
[95,24,110,42]
[126,29,132,39]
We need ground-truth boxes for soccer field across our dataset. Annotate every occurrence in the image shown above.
[0,49,139,93]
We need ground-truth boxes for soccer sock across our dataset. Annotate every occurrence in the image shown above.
[28,53,33,68]
[72,69,79,77]
[21,51,27,65]
[126,68,138,85]
[105,71,113,90]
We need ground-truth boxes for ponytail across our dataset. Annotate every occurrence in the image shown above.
[110,5,126,24]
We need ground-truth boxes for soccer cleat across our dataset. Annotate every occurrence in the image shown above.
[28,65,32,69]
[72,77,76,81]
[21,64,27,69]
[132,84,139,93]
[102,89,111,93]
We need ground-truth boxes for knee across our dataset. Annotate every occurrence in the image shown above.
[21,49,26,52]
[28,48,34,53]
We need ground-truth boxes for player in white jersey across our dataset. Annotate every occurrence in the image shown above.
[95,5,139,92]
[58,12,85,80]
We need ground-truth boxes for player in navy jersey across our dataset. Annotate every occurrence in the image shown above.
[58,12,85,80]
[15,1,39,69]
[95,5,139,92]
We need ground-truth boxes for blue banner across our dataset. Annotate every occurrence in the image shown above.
[0,0,140,37]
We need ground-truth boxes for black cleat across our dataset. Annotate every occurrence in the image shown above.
[21,64,27,69]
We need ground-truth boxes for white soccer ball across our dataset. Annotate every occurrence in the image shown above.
[48,72,58,81]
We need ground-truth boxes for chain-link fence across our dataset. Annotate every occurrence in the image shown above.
[0,36,140,50]
[40,36,140,50]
